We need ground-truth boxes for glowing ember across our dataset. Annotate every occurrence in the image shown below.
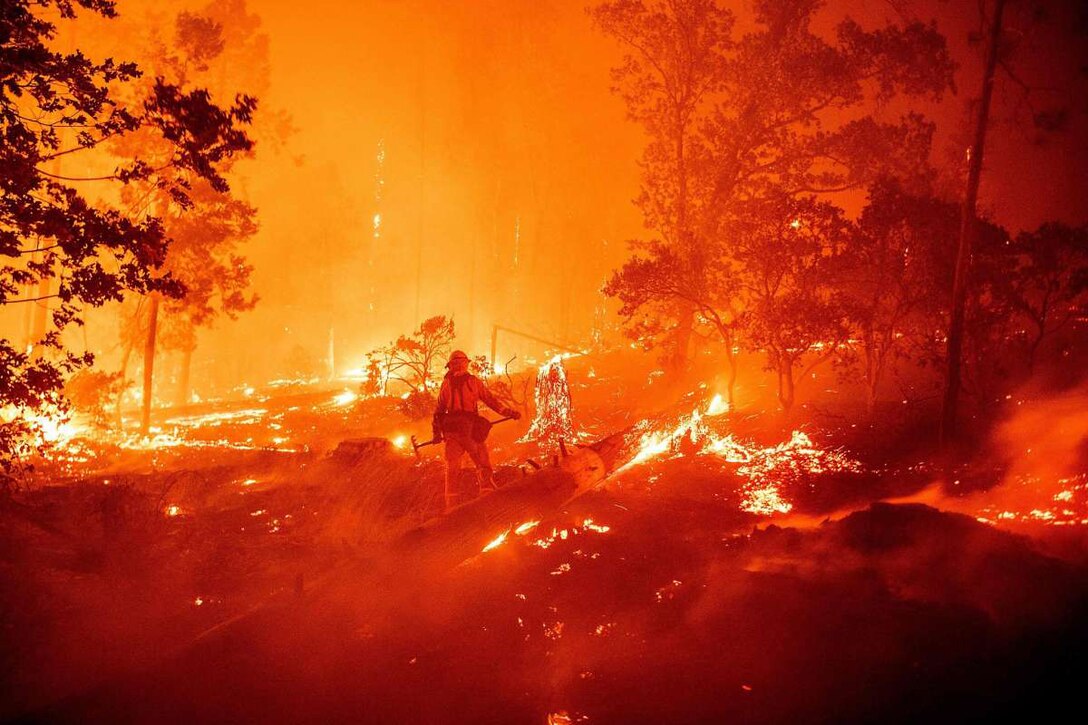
[515,520,541,535]
[332,390,358,407]
[522,355,576,449]
[391,434,408,449]
[546,713,588,725]
[532,520,612,549]
[740,484,793,516]
[482,529,510,553]
[166,505,181,517]
[618,401,863,517]
[974,473,1088,527]
[164,408,268,427]
[581,518,610,533]
[543,620,565,640]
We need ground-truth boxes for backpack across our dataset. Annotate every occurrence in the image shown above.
[439,375,488,440]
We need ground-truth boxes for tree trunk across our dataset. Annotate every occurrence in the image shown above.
[140,294,160,437]
[176,347,193,408]
[864,337,879,416]
[725,344,738,408]
[940,0,1006,447]
[115,338,135,429]
[778,363,795,411]
[29,275,51,358]
[1026,321,1045,376]
[672,303,694,369]
[20,280,35,354]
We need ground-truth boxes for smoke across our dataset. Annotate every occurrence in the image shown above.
[987,382,1088,507]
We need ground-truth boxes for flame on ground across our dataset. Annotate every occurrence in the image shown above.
[618,399,862,516]
[482,529,510,553]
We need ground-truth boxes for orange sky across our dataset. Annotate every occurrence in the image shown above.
[6,0,1087,397]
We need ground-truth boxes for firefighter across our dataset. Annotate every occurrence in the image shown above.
[432,350,521,511]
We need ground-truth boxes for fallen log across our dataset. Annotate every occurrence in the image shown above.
[392,430,631,570]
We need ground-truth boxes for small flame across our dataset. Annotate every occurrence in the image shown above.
[514,520,540,535]
[706,393,729,416]
[332,390,358,407]
[482,529,510,552]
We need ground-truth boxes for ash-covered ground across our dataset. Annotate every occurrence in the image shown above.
[3,352,1087,724]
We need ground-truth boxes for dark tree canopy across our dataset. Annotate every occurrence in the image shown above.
[0,0,255,473]
[594,0,955,408]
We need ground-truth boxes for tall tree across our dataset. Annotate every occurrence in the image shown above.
[0,0,253,471]
[596,0,954,393]
[732,193,853,411]
[590,0,732,367]
[109,4,260,432]
[843,179,957,412]
[158,180,258,407]
[941,0,1007,445]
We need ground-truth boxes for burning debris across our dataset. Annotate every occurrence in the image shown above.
[521,355,577,450]
[617,397,863,516]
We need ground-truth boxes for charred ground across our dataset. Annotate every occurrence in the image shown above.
[3,352,1087,723]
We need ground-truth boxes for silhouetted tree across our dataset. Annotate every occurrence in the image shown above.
[942,0,1007,445]
[991,223,1088,374]
[842,180,957,412]
[733,194,853,411]
[109,4,260,432]
[596,0,954,393]
[604,242,742,405]
[0,0,253,472]
[590,0,731,367]
[381,316,456,393]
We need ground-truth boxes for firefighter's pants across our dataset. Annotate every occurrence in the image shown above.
[443,432,493,509]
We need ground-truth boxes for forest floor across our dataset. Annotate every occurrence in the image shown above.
[2,351,1087,723]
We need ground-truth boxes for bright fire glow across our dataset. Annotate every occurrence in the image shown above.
[618,404,863,517]
[1,403,82,445]
[332,390,358,407]
[706,393,729,416]
[522,355,577,449]
[515,520,541,535]
[482,529,510,552]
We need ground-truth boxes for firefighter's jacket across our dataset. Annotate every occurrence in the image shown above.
[433,373,508,437]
